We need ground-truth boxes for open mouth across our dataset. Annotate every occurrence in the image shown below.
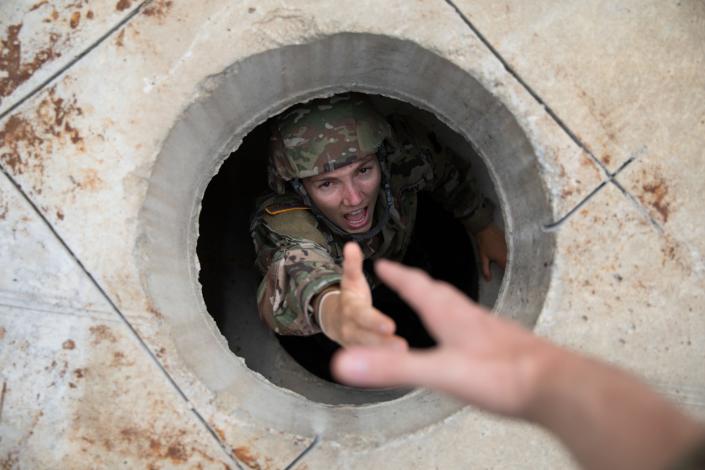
[343,206,370,230]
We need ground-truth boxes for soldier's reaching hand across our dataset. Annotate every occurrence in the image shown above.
[315,243,408,350]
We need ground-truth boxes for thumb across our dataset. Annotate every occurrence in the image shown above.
[341,242,369,295]
[481,253,492,282]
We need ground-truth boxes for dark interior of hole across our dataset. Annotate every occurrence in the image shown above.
[197,101,480,385]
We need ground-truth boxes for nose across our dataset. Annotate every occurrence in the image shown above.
[342,181,363,206]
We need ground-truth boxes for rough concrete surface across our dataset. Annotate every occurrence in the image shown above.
[0,0,143,115]
[1,0,703,468]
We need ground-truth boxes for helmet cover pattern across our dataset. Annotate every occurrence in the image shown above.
[268,93,391,193]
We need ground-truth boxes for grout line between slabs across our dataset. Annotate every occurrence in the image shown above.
[283,435,321,470]
[544,150,661,231]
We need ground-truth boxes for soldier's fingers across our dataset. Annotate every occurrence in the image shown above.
[482,254,492,282]
[341,242,369,294]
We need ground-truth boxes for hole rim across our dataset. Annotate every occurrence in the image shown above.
[137,32,555,442]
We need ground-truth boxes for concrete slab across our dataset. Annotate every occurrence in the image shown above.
[537,183,705,418]
[452,0,705,173]
[616,151,705,282]
[0,0,143,115]
[295,409,575,469]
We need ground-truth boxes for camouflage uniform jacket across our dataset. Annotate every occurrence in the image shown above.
[250,114,494,335]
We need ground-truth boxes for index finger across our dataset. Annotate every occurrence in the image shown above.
[341,242,370,296]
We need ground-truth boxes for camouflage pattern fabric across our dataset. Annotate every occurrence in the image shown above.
[251,113,494,336]
[268,93,391,194]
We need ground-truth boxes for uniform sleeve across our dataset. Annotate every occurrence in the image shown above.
[388,115,494,234]
[251,207,341,336]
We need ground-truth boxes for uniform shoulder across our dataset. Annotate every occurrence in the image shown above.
[254,194,328,247]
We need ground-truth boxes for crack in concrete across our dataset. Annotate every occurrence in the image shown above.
[0,0,148,122]
[283,435,320,470]
[443,1,664,232]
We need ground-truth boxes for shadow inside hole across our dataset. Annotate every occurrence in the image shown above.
[197,94,482,391]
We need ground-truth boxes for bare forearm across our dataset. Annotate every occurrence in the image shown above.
[528,347,705,470]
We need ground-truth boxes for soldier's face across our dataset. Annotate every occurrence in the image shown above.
[302,155,382,233]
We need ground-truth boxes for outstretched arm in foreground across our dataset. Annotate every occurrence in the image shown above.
[332,245,705,470]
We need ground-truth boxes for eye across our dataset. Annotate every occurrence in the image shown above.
[358,166,373,175]
[317,181,332,190]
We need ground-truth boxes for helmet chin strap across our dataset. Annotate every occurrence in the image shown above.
[290,143,395,242]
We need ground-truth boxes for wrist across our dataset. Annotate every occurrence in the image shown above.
[517,341,574,422]
[315,288,341,336]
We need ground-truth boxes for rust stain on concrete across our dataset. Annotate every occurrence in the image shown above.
[143,0,173,18]
[115,28,126,47]
[65,322,231,468]
[115,0,132,12]
[70,168,103,192]
[146,302,163,318]
[0,86,85,193]
[89,324,117,344]
[0,115,44,177]
[0,23,62,100]
[29,0,49,11]
[233,446,272,470]
[69,11,81,29]
[62,339,76,349]
[639,174,671,223]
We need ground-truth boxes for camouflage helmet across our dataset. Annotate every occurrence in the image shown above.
[268,93,392,193]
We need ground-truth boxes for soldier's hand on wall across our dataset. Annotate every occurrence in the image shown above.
[315,243,408,350]
[474,223,508,281]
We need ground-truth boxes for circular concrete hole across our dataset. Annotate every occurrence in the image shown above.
[196,93,493,402]
[138,33,555,441]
